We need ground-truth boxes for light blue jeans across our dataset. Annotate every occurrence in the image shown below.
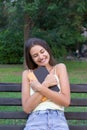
[24,109,69,130]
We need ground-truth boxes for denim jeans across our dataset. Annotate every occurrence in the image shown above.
[24,109,69,130]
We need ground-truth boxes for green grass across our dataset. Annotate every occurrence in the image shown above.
[65,61,87,83]
[0,64,23,83]
[0,61,87,83]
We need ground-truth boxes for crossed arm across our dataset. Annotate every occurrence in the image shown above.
[22,63,70,113]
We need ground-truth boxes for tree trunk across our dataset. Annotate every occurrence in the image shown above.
[23,14,32,68]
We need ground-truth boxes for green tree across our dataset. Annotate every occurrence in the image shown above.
[0,0,24,63]
[0,0,87,64]
[24,0,87,57]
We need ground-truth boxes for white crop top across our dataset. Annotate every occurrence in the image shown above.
[30,66,64,112]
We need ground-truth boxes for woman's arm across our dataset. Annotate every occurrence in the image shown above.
[37,63,71,107]
[22,70,43,114]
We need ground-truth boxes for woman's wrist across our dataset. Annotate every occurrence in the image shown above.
[36,84,42,92]
[42,81,49,88]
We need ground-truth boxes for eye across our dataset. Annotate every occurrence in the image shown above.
[32,54,38,58]
[40,49,45,53]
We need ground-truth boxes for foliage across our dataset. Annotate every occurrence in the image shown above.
[0,0,24,64]
[0,2,8,29]
[0,0,87,63]
[0,28,23,64]
[25,0,87,57]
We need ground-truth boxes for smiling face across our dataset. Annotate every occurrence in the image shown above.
[30,45,50,67]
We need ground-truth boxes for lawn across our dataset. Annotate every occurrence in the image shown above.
[0,64,23,83]
[0,61,87,83]
[65,61,87,84]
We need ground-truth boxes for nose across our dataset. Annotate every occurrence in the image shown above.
[38,54,43,59]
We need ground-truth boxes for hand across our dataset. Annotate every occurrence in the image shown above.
[30,80,42,92]
[43,74,57,88]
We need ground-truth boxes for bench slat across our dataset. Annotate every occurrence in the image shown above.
[0,83,21,92]
[0,98,87,106]
[0,111,87,120]
[69,126,87,130]
[0,83,87,92]
[71,98,87,106]
[65,112,87,120]
[70,84,87,92]
[0,125,25,130]
[0,125,87,130]
[0,111,28,119]
[0,98,21,106]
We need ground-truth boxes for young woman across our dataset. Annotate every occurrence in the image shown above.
[22,37,70,130]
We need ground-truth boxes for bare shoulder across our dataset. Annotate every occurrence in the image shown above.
[55,63,67,75]
[22,70,28,75]
[55,63,68,78]
[56,63,67,70]
[22,69,31,77]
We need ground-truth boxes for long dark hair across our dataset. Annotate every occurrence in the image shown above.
[25,38,56,69]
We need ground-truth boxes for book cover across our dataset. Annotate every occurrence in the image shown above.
[33,66,59,92]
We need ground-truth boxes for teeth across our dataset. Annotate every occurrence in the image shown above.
[40,59,46,63]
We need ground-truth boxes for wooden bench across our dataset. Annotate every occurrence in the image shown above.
[0,83,87,130]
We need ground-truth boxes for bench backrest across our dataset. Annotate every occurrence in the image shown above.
[0,83,87,130]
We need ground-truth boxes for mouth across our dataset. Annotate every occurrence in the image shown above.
[39,58,46,63]
[38,57,48,64]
